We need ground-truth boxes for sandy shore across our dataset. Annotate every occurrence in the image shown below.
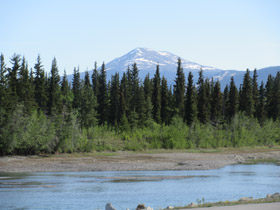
[181,202,280,210]
[0,149,280,172]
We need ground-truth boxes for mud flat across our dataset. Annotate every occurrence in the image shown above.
[0,149,280,172]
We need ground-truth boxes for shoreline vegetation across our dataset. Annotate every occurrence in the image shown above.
[171,195,280,209]
[1,54,280,156]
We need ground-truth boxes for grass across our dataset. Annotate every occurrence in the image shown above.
[170,197,280,209]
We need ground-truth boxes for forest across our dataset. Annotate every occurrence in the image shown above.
[0,53,280,155]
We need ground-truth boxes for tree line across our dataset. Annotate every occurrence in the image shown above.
[0,54,279,155]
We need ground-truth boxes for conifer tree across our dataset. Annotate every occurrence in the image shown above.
[252,69,259,117]
[0,54,8,132]
[80,71,97,128]
[197,69,209,123]
[272,72,280,120]
[173,58,185,118]
[223,85,229,118]
[137,85,147,127]
[72,67,81,110]
[152,65,161,123]
[265,74,274,119]
[18,57,29,103]
[161,76,169,125]
[8,54,21,103]
[211,81,223,124]
[144,74,153,100]
[239,69,253,116]
[226,77,239,120]
[91,62,99,96]
[109,73,121,126]
[257,81,266,124]
[34,55,47,112]
[144,74,153,121]
[48,58,62,115]
[185,71,197,125]
[131,63,140,113]
[61,70,72,111]
[97,62,108,125]
[120,72,129,129]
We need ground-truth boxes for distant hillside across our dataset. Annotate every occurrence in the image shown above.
[67,48,280,89]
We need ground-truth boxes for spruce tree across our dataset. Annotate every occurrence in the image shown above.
[61,70,72,111]
[211,81,223,124]
[109,73,121,126]
[173,58,185,118]
[161,76,169,125]
[144,74,153,121]
[137,85,147,127]
[257,81,266,124]
[252,69,259,117]
[197,69,209,123]
[48,58,62,115]
[91,62,99,97]
[8,54,21,103]
[239,69,253,116]
[34,55,47,112]
[0,54,8,136]
[226,77,239,120]
[265,74,274,119]
[185,71,197,125]
[152,65,161,123]
[97,62,108,125]
[80,71,97,128]
[223,85,229,119]
[272,72,280,120]
[72,67,81,110]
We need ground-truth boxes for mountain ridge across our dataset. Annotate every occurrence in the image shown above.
[67,47,280,89]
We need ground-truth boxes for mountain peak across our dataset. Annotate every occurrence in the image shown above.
[107,47,217,73]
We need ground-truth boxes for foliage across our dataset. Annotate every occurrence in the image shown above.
[0,53,280,155]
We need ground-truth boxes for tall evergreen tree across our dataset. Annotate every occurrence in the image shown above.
[8,54,21,103]
[239,69,253,116]
[47,58,62,115]
[61,70,71,110]
[109,73,121,126]
[34,55,47,111]
[80,71,97,128]
[197,69,209,123]
[173,58,185,118]
[223,85,229,118]
[91,62,99,97]
[131,63,140,113]
[272,72,280,120]
[211,81,223,124]
[185,71,197,125]
[252,69,259,117]
[72,67,81,110]
[144,74,153,121]
[257,81,266,124]
[265,74,274,119]
[97,62,108,125]
[226,77,239,120]
[152,65,161,123]
[161,76,169,125]
[0,54,8,131]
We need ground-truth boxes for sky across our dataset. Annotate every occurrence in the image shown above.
[1,0,280,74]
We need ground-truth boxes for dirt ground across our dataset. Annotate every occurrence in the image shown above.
[0,149,280,172]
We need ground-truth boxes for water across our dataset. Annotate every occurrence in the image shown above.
[0,164,279,210]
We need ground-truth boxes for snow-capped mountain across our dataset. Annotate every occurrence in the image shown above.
[68,47,280,89]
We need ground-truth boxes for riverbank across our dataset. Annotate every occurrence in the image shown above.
[180,202,280,210]
[0,147,280,172]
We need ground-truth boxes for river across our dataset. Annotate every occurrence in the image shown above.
[0,164,279,210]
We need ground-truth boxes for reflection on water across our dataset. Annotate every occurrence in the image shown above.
[0,164,279,210]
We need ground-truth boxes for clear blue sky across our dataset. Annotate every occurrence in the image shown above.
[1,0,279,74]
